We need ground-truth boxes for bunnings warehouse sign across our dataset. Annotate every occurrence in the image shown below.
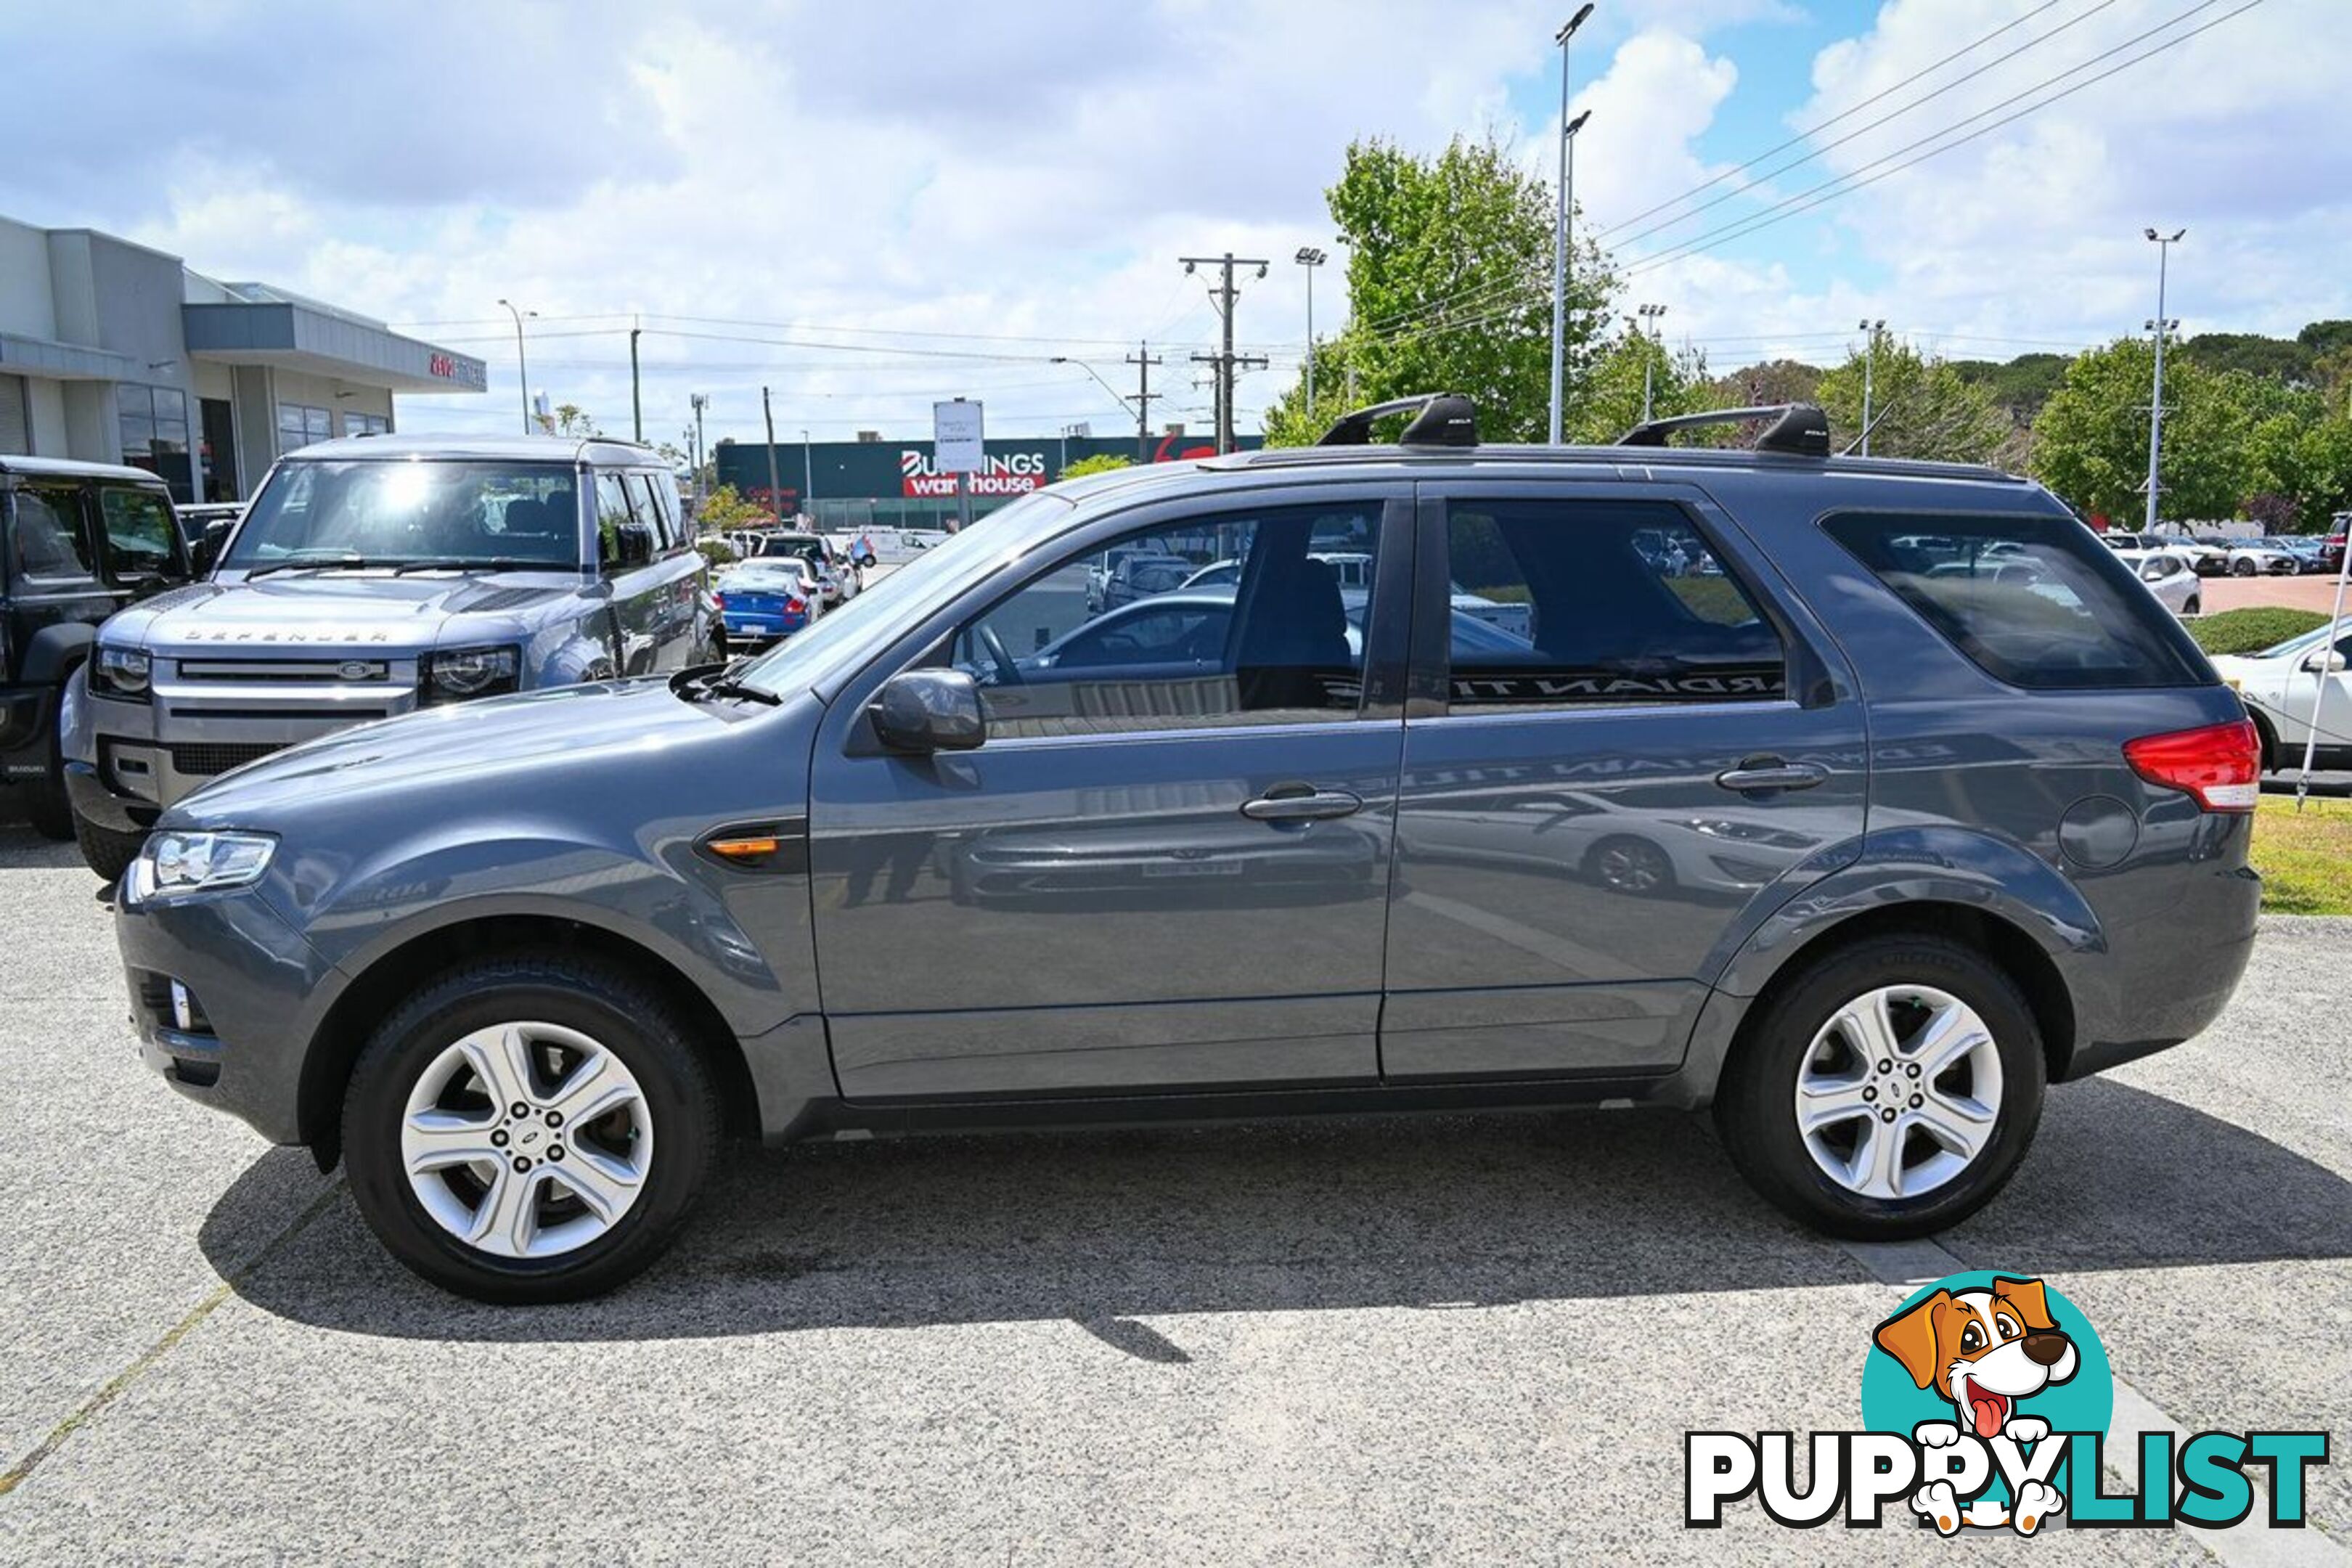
[714,431,1262,511]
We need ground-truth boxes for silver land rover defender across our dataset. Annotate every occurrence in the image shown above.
[62,434,712,878]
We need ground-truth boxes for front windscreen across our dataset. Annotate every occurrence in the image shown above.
[221,461,581,571]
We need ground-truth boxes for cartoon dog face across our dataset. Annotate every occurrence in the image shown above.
[1874,1277,2079,1439]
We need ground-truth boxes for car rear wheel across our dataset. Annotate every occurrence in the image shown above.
[2183,594,2201,616]
[343,953,719,1302]
[1713,934,2045,1238]
[2231,558,2256,576]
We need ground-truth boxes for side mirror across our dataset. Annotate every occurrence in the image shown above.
[614,521,656,568]
[869,669,986,753]
[2302,649,2348,674]
[192,517,233,575]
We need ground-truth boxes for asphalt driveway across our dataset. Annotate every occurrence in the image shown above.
[0,814,2346,1564]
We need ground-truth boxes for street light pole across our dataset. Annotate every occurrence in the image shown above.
[1857,318,1885,457]
[1632,302,1667,422]
[1548,4,1596,446]
[801,428,813,520]
[2145,227,2186,534]
[1295,247,1327,423]
[497,298,535,435]
[690,393,707,497]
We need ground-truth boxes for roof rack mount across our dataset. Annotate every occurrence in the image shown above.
[1616,402,1830,458]
[1315,392,1478,449]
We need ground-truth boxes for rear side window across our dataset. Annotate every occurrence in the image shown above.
[11,485,98,584]
[1442,499,1787,711]
[1823,511,2209,690]
[97,486,179,581]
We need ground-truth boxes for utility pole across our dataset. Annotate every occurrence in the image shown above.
[1178,253,1270,454]
[1549,5,1596,445]
[1125,340,1163,460]
[801,428,813,520]
[690,393,708,497]
[629,322,642,441]
[1295,247,1327,424]
[497,299,534,435]
[761,385,783,523]
[2144,227,2186,534]
[1857,319,1885,457]
[1632,302,1667,422]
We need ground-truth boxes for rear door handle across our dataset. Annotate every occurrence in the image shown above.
[1241,784,1365,822]
[1714,759,1828,794]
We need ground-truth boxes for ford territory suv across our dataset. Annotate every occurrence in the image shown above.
[110,399,2260,1302]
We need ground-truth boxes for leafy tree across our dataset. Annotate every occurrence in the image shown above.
[1708,359,1824,409]
[1261,134,1615,446]
[1950,354,2068,422]
[534,403,601,438]
[692,484,769,534]
[2030,340,2258,523]
[1565,329,1708,444]
[1055,454,1133,483]
[1814,333,2010,465]
[2298,320,2352,360]
[2177,332,2314,387]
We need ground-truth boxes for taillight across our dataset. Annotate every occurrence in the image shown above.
[2123,719,2261,812]
[786,596,805,614]
[713,592,727,610]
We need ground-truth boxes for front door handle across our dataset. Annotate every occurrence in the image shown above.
[1714,759,1828,794]
[1241,784,1365,822]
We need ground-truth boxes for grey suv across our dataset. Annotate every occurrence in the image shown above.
[65,435,711,878]
[110,397,2260,1302]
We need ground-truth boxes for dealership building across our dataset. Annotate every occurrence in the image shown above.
[714,428,1264,532]
[0,213,485,502]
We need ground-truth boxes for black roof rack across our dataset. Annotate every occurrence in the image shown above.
[1315,392,1478,448]
[1615,402,1830,457]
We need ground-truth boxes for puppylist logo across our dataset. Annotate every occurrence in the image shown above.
[1686,1272,2330,1535]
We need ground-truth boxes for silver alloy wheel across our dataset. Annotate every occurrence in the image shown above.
[1792,984,2003,1201]
[1594,838,1670,894]
[399,1021,653,1259]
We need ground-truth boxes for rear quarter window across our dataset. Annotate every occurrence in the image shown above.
[1821,510,2210,690]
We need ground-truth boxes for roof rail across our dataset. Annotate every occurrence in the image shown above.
[1615,402,1830,457]
[1315,392,1478,448]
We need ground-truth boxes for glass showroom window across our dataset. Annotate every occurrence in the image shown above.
[345,412,391,436]
[116,384,192,500]
[277,402,334,453]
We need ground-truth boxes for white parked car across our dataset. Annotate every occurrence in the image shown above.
[2147,532,2230,576]
[2210,617,2352,772]
[2110,549,2202,617]
[2226,537,2306,577]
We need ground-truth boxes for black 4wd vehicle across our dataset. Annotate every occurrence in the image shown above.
[1,457,194,840]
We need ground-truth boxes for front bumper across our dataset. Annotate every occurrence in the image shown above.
[115,881,340,1145]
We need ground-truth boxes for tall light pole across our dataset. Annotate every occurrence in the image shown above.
[1548,4,1596,446]
[1857,319,1886,456]
[1631,302,1667,422]
[2144,227,2186,534]
[801,428,813,520]
[497,298,535,435]
[1051,356,1138,424]
[1295,246,1327,423]
[690,393,708,495]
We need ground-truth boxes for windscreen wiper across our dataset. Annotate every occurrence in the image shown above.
[389,558,554,575]
[673,659,781,706]
[242,553,372,579]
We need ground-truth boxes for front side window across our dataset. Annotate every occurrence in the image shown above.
[1442,499,1785,711]
[950,502,1387,737]
[1824,510,2209,690]
[9,485,97,584]
[222,462,584,571]
[96,486,179,581]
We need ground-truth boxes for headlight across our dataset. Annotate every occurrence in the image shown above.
[90,645,152,701]
[123,830,276,903]
[420,644,520,703]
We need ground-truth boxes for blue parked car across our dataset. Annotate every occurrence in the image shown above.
[713,559,822,650]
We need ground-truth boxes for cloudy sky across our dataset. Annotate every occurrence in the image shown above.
[1,0,2340,446]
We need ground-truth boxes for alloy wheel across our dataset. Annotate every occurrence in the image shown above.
[399,1021,654,1258]
[1792,984,2003,1201]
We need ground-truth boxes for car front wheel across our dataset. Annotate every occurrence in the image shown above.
[343,953,719,1302]
[1713,934,2045,1239]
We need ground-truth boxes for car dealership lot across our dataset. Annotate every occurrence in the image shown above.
[0,817,2348,1563]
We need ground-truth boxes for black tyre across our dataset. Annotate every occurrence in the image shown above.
[342,952,720,1303]
[2231,558,2256,576]
[2183,595,2201,617]
[1713,934,2046,1239]
[73,810,144,882]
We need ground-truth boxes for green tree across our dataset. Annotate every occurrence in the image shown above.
[2177,332,2314,387]
[1055,454,1133,483]
[1564,329,1708,443]
[534,403,601,438]
[2030,340,2254,523]
[1815,332,2011,465]
[1261,134,1615,445]
[1709,358,1824,409]
[692,484,769,534]
[1950,354,2068,422]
